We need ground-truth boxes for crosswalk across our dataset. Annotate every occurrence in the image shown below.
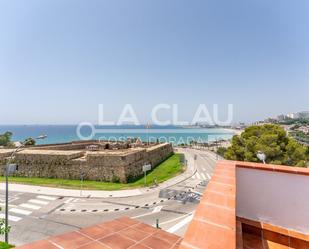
[192,171,211,180]
[1,195,57,223]
[191,152,216,181]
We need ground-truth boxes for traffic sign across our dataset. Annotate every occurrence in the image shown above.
[143,164,151,172]
[7,164,18,175]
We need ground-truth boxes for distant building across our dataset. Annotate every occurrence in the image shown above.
[264,117,277,123]
[285,111,309,120]
[299,111,309,119]
[286,112,300,119]
[277,114,287,121]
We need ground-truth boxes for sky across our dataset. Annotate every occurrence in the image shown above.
[0,0,308,125]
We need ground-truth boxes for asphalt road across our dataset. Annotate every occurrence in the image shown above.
[0,148,218,246]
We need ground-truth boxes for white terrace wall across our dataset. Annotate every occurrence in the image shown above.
[236,167,309,234]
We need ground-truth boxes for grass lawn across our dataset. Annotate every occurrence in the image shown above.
[0,242,14,249]
[0,153,184,191]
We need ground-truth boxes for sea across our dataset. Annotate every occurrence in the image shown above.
[0,125,234,145]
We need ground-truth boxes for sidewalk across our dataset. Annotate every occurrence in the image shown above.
[0,150,196,198]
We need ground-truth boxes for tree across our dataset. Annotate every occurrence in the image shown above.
[217,147,227,157]
[23,137,36,146]
[0,132,13,146]
[224,124,308,167]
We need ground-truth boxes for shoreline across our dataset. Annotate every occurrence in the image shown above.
[221,128,243,136]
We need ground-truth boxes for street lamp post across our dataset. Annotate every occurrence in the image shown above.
[257,151,266,164]
[4,135,46,243]
[80,172,86,196]
[215,138,218,160]
[4,165,9,243]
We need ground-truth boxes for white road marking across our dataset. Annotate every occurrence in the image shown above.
[29,199,49,205]
[37,195,57,201]
[159,212,193,226]
[167,214,194,233]
[196,172,201,179]
[64,198,74,204]
[132,205,164,218]
[132,212,153,219]
[190,190,203,195]
[0,213,22,222]
[152,205,163,213]
[198,154,216,171]
[201,173,206,180]
[9,208,32,215]
[19,203,41,210]
[206,173,211,179]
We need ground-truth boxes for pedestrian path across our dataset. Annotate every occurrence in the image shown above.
[2,195,57,223]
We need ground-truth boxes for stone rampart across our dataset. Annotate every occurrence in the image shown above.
[0,143,173,183]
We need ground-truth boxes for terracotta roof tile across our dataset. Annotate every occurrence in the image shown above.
[201,190,235,209]
[118,227,149,242]
[115,216,141,226]
[76,241,110,249]
[211,174,236,186]
[129,244,150,249]
[235,161,309,176]
[290,237,309,248]
[15,240,59,249]
[263,230,289,246]
[141,235,173,249]
[242,233,264,249]
[182,219,235,249]
[98,220,129,232]
[206,181,236,197]
[239,216,309,247]
[236,221,243,249]
[15,216,181,249]
[49,231,92,248]
[132,222,159,235]
[99,233,136,249]
[179,161,237,249]
[153,229,181,245]
[79,225,114,240]
[200,205,234,228]
[288,230,309,242]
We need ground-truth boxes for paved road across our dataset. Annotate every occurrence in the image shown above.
[0,148,218,246]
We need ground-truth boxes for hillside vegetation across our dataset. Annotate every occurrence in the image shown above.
[224,124,308,167]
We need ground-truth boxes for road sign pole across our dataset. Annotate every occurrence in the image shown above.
[156,218,160,229]
[5,165,8,243]
[142,164,151,186]
[80,175,83,196]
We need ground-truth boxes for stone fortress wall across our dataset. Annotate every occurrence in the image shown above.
[0,141,173,183]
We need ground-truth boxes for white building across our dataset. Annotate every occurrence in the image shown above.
[286,112,300,119]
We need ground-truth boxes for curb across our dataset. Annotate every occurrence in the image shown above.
[57,180,206,213]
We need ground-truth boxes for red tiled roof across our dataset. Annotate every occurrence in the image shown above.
[15,217,182,249]
[236,161,309,176]
[238,216,309,248]
[180,161,236,249]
